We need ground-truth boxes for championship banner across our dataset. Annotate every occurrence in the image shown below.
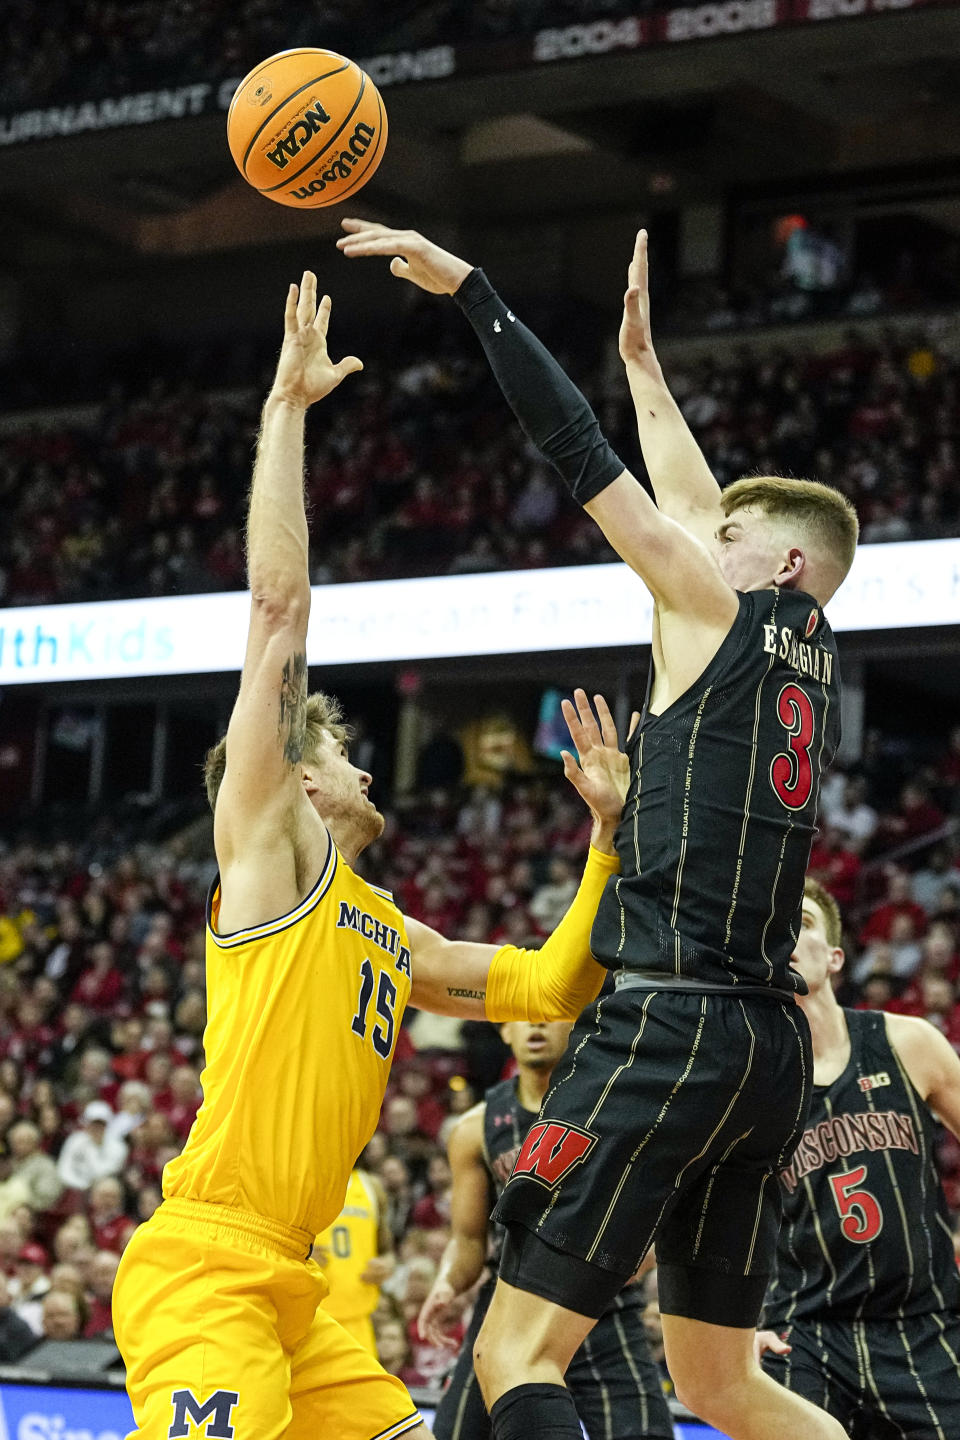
[1,0,955,147]
[0,539,957,685]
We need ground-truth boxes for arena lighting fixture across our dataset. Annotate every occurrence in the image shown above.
[0,539,957,685]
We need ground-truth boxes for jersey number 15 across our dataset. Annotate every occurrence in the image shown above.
[351,958,396,1059]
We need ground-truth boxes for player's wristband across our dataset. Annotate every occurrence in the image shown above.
[485,845,619,1023]
[452,268,626,506]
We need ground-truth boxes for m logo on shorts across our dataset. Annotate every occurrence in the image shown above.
[168,1389,240,1438]
[513,1121,597,1187]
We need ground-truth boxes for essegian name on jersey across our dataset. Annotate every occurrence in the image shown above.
[762,624,835,685]
[18,1416,123,1440]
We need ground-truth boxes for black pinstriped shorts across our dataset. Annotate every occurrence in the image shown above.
[764,1311,960,1438]
[434,1277,673,1440]
[492,988,812,1325]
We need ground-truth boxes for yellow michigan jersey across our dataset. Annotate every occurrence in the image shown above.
[318,1168,382,1353]
[163,832,413,1237]
[114,833,423,1438]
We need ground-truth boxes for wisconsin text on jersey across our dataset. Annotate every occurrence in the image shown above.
[337,901,412,976]
[780,1109,919,1193]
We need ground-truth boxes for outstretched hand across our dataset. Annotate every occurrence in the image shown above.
[270,270,363,410]
[754,1329,791,1363]
[618,230,664,386]
[418,1279,462,1349]
[561,689,639,838]
[337,219,473,295]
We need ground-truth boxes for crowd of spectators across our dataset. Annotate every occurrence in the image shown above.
[0,707,957,1383]
[1,0,661,113]
[1,316,957,608]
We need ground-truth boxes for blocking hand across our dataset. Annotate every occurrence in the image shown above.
[561,689,639,831]
[270,270,363,409]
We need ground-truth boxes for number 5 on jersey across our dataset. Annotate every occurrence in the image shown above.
[351,958,396,1058]
[829,1164,884,1243]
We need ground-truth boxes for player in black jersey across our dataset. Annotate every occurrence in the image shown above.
[419,1020,673,1440]
[340,223,859,1440]
[757,878,960,1438]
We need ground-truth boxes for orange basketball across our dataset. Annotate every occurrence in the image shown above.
[227,49,387,209]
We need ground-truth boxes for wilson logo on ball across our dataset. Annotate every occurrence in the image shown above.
[288,123,376,199]
[265,102,332,170]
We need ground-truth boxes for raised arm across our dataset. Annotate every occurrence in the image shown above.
[337,221,735,628]
[885,1013,960,1141]
[616,229,723,549]
[406,690,631,1021]
[418,1104,490,1346]
[213,274,361,927]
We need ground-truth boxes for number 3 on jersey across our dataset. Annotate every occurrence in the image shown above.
[829,1164,884,1243]
[770,683,817,810]
[351,958,396,1059]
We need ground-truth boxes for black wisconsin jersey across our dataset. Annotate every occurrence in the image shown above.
[483,1077,541,1272]
[483,1078,644,1313]
[592,587,841,996]
[766,1009,960,1324]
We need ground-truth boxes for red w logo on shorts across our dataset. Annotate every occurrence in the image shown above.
[513,1121,597,1187]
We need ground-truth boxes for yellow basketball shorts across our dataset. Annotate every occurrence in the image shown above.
[113,1197,422,1440]
[323,1312,378,1358]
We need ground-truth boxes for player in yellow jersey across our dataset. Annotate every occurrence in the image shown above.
[112,271,636,1440]
[317,1168,395,1355]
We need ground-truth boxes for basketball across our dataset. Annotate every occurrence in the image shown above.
[227,48,387,209]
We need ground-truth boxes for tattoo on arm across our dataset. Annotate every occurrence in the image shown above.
[278,652,308,766]
[447,987,486,1001]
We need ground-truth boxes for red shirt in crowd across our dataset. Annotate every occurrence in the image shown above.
[859,900,928,945]
[154,1094,200,1142]
[808,840,862,909]
[70,966,125,1013]
[84,1297,113,1336]
[91,1213,136,1254]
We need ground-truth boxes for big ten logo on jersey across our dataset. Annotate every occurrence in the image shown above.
[858,1071,891,1092]
[514,1121,597,1187]
[168,1389,240,1439]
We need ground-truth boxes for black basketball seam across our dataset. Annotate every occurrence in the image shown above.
[259,74,369,194]
[228,49,340,143]
[299,91,386,208]
[227,47,323,124]
[240,60,352,175]
[298,93,386,208]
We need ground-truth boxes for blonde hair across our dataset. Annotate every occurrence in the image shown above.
[721,476,859,585]
[803,876,843,948]
[203,691,351,812]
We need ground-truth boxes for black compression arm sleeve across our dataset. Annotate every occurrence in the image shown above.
[452,267,626,506]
